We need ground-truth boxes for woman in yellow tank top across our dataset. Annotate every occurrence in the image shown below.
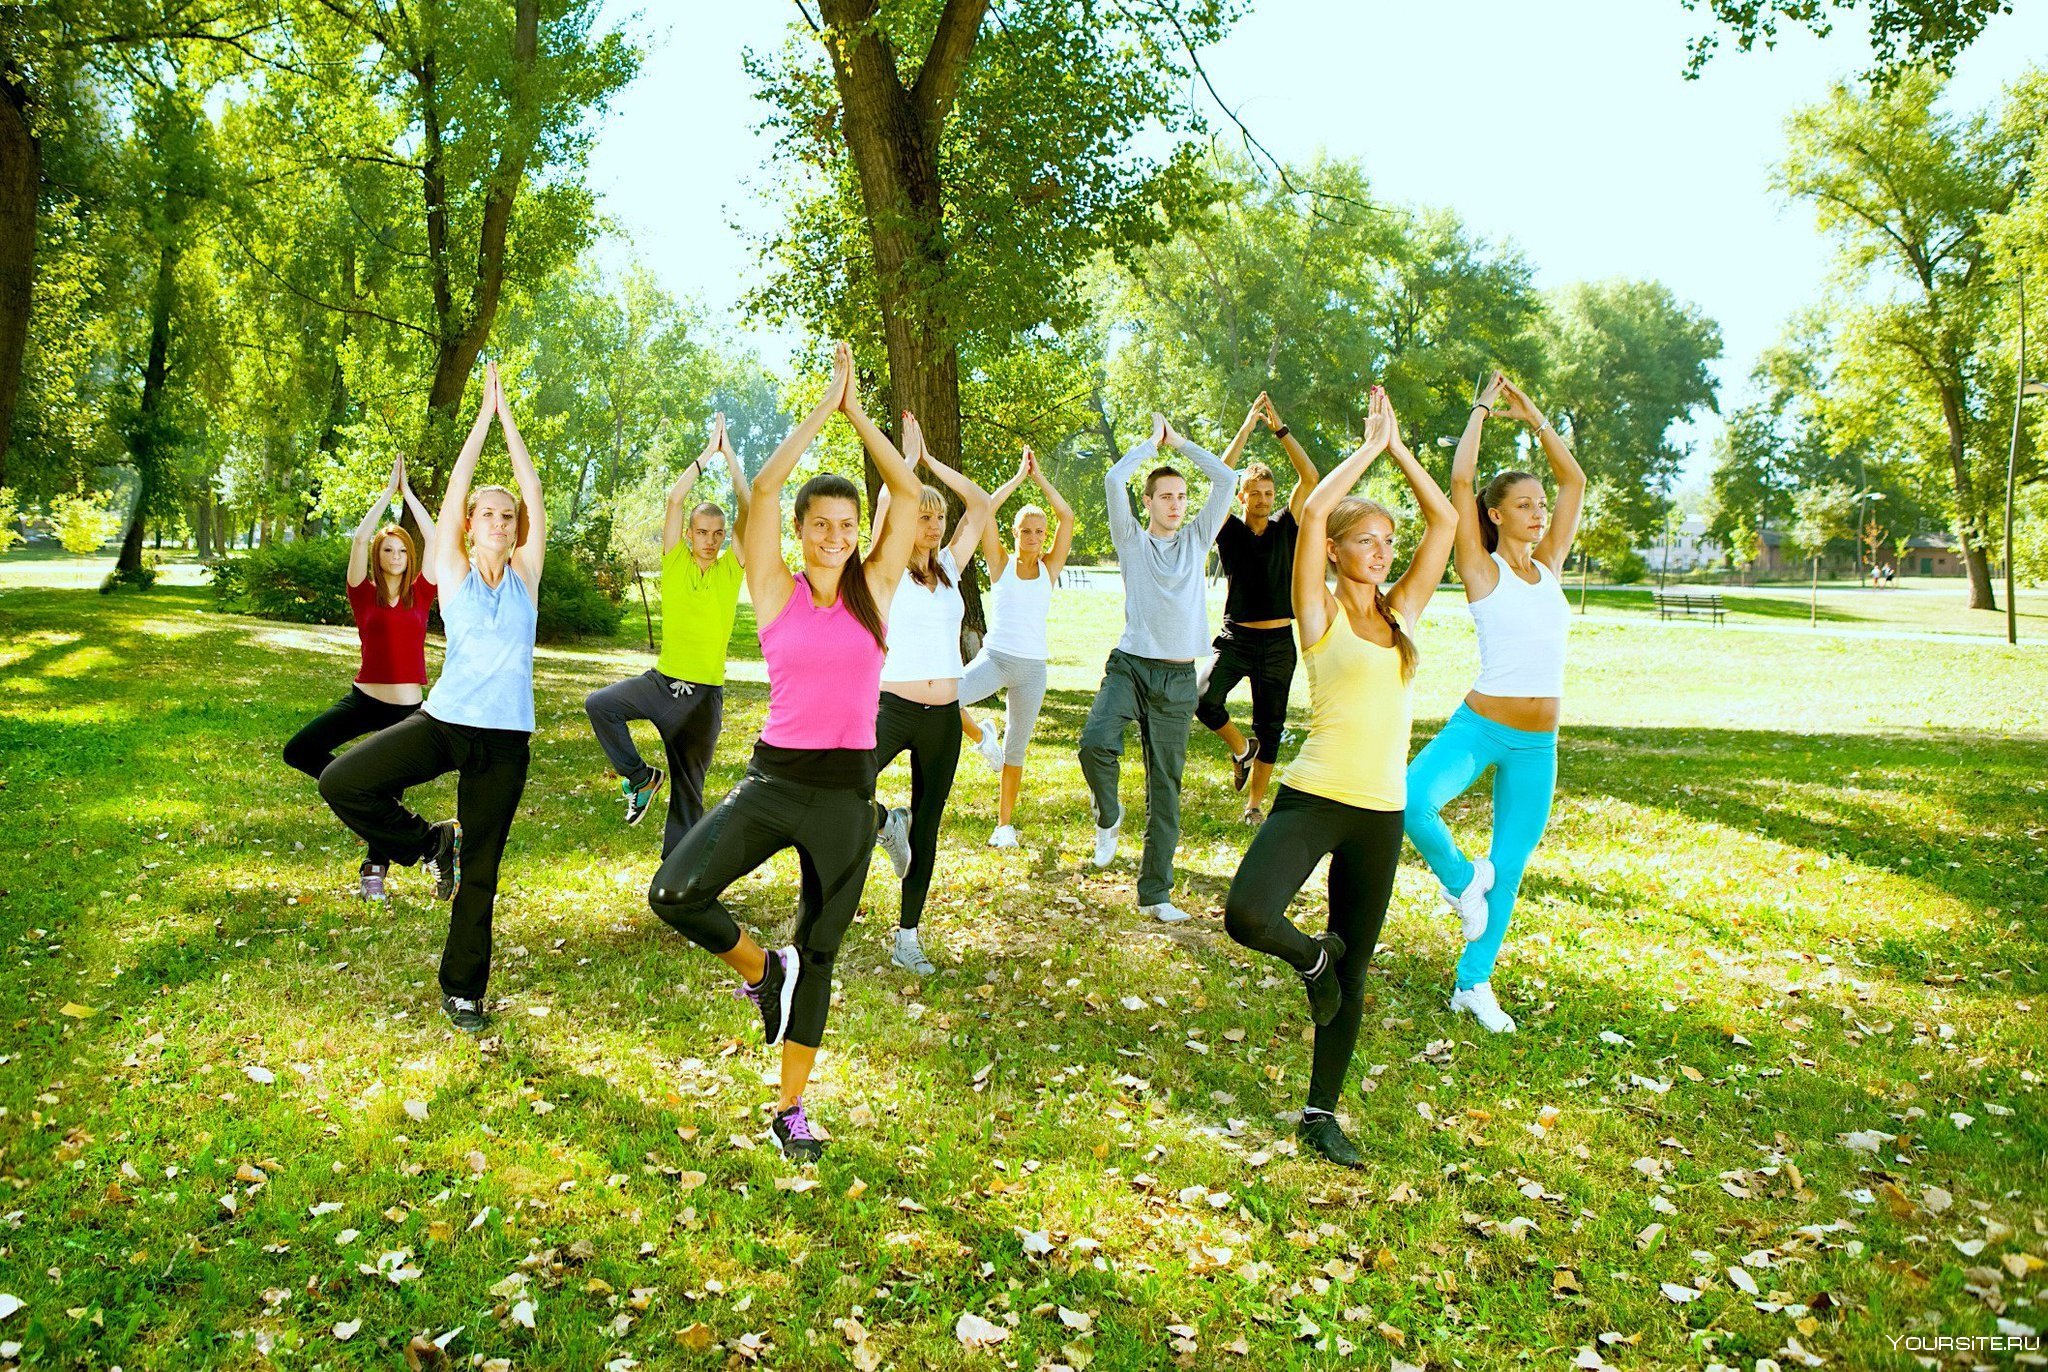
[1221,385,1457,1169]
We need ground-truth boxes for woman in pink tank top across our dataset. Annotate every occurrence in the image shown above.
[646,341,926,1162]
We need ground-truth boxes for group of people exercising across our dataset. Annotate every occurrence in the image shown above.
[283,344,1586,1168]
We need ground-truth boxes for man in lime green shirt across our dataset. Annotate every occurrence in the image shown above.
[584,416,750,854]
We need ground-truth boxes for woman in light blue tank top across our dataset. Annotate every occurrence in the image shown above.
[318,362,546,1036]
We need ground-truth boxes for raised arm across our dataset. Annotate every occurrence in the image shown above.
[918,433,994,570]
[1262,395,1320,521]
[1220,395,1264,469]
[1449,373,1503,601]
[1497,375,1587,575]
[494,364,546,593]
[395,456,437,577]
[1104,431,1153,551]
[715,414,751,568]
[432,380,498,588]
[663,425,715,557]
[744,345,848,624]
[1032,448,1077,577]
[843,381,925,599]
[979,449,1031,583]
[1294,390,1392,652]
[1381,395,1458,630]
[1172,420,1238,545]
[348,457,402,587]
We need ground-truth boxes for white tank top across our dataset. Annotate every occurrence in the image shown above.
[983,557,1053,660]
[1469,552,1570,698]
[882,548,966,681]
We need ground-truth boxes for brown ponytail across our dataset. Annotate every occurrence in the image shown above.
[1479,470,1540,554]
[795,473,889,651]
[1327,497,1419,682]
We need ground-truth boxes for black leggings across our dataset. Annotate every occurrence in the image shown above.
[1196,625,1296,764]
[648,766,875,1048]
[870,692,963,930]
[1223,785,1402,1112]
[318,711,531,999]
[283,687,422,863]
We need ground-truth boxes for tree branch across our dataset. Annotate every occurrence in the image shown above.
[912,0,989,133]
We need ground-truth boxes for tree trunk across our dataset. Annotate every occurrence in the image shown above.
[116,238,180,577]
[1937,383,1997,609]
[1810,555,1818,626]
[0,69,35,487]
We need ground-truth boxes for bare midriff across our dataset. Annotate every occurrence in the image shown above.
[359,680,424,707]
[882,677,960,706]
[1234,616,1292,630]
[1465,689,1560,734]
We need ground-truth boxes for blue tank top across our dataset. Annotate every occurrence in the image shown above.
[424,565,537,731]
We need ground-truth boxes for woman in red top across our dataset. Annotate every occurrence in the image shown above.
[284,455,439,901]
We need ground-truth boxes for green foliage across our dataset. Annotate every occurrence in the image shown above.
[1680,0,2013,80]
[534,546,624,643]
[0,489,22,553]
[210,537,352,625]
[1789,480,1858,561]
[48,490,116,553]
[1607,548,1649,584]
[99,563,156,593]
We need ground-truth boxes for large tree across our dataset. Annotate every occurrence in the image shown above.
[1679,0,2013,78]
[1776,69,2033,608]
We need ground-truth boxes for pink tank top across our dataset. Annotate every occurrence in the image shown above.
[758,571,885,750]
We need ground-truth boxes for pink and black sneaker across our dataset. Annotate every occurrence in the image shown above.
[734,946,797,1046]
[359,860,389,903]
[771,1099,824,1162]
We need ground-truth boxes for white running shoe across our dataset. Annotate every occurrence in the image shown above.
[973,724,1004,773]
[1442,858,1495,943]
[1448,981,1516,1034]
[1091,818,1121,868]
[988,824,1020,848]
[891,926,935,976]
[1140,901,1190,923]
[877,806,912,879]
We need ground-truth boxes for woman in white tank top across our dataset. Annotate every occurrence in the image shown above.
[867,415,993,976]
[957,447,1074,848]
[1405,372,1587,1037]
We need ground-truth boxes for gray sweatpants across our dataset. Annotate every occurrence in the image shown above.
[959,647,1048,766]
[584,669,725,857]
[1078,649,1197,906]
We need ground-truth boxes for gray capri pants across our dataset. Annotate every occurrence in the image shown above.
[959,647,1048,766]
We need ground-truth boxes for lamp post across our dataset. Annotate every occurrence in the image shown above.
[2007,272,2046,646]
[1851,490,1885,586]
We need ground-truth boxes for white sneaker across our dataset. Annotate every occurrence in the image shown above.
[987,824,1020,848]
[877,806,911,879]
[1441,858,1495,943]
[1140,901,1190,923]
[891,926,935,976]
[1448,982,1516,1034]
[1091,818,1121,868]
[973,724,1004,773]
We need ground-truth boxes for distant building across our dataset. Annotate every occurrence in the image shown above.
[1900,532,1962,576]
[1637,517,1723,573]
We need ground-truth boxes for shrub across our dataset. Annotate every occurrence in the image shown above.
[1608,549,1648,585]
[537,549,624,643]
[212,537,352,624]
[50,491,118,554]
[100,565,158,593]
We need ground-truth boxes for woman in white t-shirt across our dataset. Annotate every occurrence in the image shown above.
[868,414,993,975]
[959,446,1075,849]
[1405,372,1586,1037]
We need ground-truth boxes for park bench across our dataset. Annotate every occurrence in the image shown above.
[1652,589,1725,623]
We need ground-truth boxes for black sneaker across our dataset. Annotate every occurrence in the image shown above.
[1299,1109,1363,1168]
[1230,743,1255,793]
[741,946,797,1047]
[772,1099,824,1162]
[442,994,488,1034]
[623,769,666,827]
[423,821,461,901]
[1301,931,1347,1027]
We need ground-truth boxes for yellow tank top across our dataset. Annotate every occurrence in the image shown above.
[1281,603,1412,812]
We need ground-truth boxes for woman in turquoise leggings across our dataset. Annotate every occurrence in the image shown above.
[1405,372,1585,1034]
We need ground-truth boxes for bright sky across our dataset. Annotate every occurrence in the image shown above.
[585,1,2047,481]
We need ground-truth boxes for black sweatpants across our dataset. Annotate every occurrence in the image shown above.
[584,669,725,856]
[1222,785,1403,1112]
[1196,624,1296,764]
[283,687,422,864]
[317,710,531,1000]
[647,767,875,1048]
[870,692,963,931]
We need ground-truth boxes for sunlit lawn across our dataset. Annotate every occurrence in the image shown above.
[1,561,2043,1370]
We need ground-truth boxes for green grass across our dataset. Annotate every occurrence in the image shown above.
[2,563,2045,1370]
